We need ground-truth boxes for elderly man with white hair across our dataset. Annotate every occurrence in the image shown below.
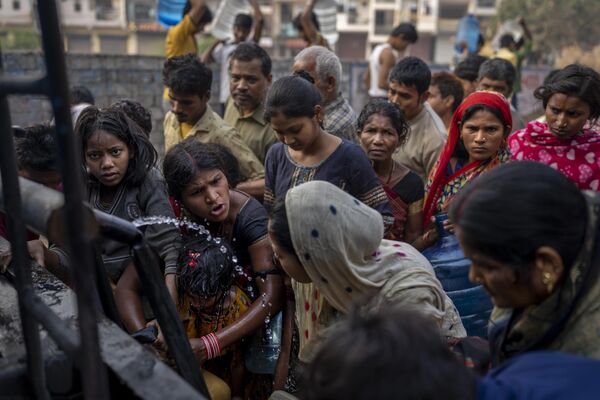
[292,46,358,142]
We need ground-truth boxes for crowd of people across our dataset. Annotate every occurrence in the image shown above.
[2,0,600,399]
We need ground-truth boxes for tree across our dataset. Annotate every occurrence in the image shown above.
[498,0,600,63]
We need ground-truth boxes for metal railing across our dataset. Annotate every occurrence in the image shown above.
[0,0,209,397]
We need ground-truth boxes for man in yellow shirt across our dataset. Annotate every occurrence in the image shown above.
[223,43,277,164]
[162,0,213,108]
[163,54,265,198]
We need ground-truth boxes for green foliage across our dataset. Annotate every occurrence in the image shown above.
[0,29,41,50]
[498,0,600,57]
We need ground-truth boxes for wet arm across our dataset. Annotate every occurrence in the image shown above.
[214,238,283,350]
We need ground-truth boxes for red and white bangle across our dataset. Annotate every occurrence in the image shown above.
[200,332,221,360]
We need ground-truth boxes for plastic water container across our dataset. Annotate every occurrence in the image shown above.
[455,15,480,54]
[244,312,283,375]
[422,213,492,337]
[211,0,252,40]
[157,0,187,27]
[313,0,338,46]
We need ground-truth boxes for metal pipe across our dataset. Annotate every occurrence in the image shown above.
[0,54,50,400]
[34,0,110,397]
[89,210,208,395]
[0,75,46,95]
[132,240,210,398]
[93,242,124,328]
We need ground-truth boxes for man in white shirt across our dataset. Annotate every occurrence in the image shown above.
[365,23,418,100]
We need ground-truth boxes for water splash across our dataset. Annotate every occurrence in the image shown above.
[132,215,211,236]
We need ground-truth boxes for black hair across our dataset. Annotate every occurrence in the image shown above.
[453,104,510,161]
[163,54,212,97]
[269,198,295,256]
[109,99,152,137]
[477,58,516,91]
[292,11,321,32]
[431,71,465,112]
[162,138,240,201]
[454,55,488,82]
[75,106,157,187]
[229,42,272,77]
[264,74,322,122]
[177,235,236,309]
[499,33,515,49]
[388,56,431,95]
[182,1,213,24]
[533,64,600,125]
[390,22,418,43]
[14,124,58,172]
[304,306,476,400]
[70,85,95,105]
[449,161,587,278]
[233,13,253,29]
[357,99,410,146]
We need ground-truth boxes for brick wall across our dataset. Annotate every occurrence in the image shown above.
[3,52,367,158]
[2,52,550,158]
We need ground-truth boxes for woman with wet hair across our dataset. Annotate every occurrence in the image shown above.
[450,161,600,362]
[163,139,283,379]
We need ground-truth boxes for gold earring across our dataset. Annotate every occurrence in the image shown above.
[541,271,554,294]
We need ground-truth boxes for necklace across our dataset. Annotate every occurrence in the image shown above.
[385,161,395,185]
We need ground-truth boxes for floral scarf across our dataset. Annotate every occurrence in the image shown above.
[508,120,600,191]
[423,91,513,225]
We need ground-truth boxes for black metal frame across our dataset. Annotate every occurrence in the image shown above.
[0,0,209,397]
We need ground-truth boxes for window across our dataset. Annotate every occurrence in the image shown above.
[74,2,81,12]
[374,10,394,35]
[12,0,20,10]
[280,3,292,24]
[477,0,496,7]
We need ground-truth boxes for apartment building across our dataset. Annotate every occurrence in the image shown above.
[0,0,500,63]
[336,0,499,63]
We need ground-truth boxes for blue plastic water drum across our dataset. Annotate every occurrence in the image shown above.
[157,0,187,27]
[422,213,493,337]
[455,15,480,54]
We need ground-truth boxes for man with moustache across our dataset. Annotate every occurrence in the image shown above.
[162,54,265,197]
[224,43,277,164]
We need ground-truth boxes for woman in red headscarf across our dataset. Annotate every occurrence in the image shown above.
[419,91,512,247]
